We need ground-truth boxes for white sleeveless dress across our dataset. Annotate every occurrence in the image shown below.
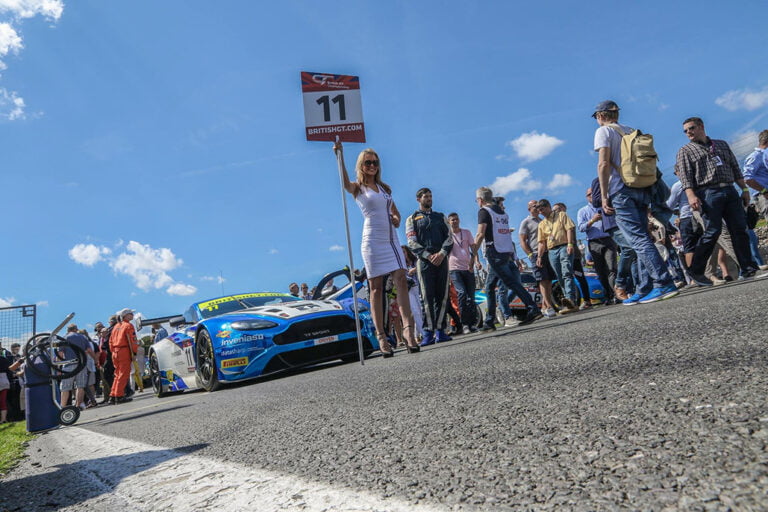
[355,185,405,278]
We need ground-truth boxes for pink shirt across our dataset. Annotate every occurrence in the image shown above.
[448,228,473,271]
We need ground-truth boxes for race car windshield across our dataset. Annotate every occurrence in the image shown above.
[198,294,300,319]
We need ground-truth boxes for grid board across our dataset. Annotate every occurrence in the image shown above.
[0,304,36,351]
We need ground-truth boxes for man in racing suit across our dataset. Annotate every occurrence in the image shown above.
[109,308,138,404]
[406,187,454,346]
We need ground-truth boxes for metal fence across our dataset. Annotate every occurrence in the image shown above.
[0,304,36,351]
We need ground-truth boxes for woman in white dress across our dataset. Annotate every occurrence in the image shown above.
[333,141,419,356]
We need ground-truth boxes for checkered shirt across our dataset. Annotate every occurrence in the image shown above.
[675,138,743,190]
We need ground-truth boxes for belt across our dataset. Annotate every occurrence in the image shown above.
[700,182,732,189]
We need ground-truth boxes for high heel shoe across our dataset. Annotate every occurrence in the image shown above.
[377,332,394,358]
[402,324,420,353]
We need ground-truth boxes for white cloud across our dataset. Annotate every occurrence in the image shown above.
[0,22,22,69]
[201,275,226,284]
[167,283,197,296]
[729,130,759,160]
[547,173,575,190]
[69,243,112,267]
[329,245,343,252]
[111,241,181,291]
[36,300,48,307]
[69,239,197,296]
[0,1,63,119]
[489,168,543,195]
[507,131,564,162]
[715,86,768,112]
[0,296,15,307]
[0,87,24,120]
[0,0,64,20]
[268,248,279,255]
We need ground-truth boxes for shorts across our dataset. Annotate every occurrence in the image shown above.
[60,368,88,391]
[678,217,701,254]
[530,252,554,282]
[86,369,96,387]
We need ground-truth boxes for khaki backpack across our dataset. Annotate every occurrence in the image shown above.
[607,124,658,188]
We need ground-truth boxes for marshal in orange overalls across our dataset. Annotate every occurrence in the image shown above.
[109,321,138,398]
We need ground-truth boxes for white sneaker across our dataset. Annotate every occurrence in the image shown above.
[504,317,519,328]
[759,264,768,271]
[462,325,471,335]
[543,308,557,318]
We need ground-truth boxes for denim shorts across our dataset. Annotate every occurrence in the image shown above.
[530,252,553,282]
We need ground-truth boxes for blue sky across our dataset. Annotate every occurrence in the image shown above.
[1,1,766,335]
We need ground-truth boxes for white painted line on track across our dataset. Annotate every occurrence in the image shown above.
[30,427,446,512]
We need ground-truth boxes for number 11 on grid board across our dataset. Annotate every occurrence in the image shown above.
[301,72,366,143]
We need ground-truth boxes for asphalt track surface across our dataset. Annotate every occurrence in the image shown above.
[5,278,768,510]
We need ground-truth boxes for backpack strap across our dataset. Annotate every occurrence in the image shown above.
[604,123,626,172]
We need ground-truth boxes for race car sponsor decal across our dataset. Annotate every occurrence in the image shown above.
[220,334,265,346]
[197,293,292,312]
[248,301,343,319]
[216,330,232,338]
[314,335,339,345]
[220,346,256,357]
[221,357,249,368]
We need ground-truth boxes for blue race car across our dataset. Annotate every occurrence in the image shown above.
[148,288,376,395]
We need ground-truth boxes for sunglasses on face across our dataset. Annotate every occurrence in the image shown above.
[683,126,697,133]
[364,160,379,167]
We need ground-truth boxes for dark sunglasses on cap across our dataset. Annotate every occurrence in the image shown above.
[364,159,379,167]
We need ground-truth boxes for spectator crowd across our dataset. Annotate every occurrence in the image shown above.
[4,101,768,424]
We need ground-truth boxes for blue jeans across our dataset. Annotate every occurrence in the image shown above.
[611,186,673,294]
[747,229,764,266]
[450,269,477,326]
[611,228,636,291]
[690,186,756,276]
[547,245,576,301]
[484,247,538,325]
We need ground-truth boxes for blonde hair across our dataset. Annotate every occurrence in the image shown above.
[354,149,391,194]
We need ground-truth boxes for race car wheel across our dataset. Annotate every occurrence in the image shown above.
[149,351,168,398]
[59,405,80,426]
[196,329,222,392]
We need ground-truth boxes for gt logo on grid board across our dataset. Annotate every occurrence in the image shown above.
[221,357,248,368]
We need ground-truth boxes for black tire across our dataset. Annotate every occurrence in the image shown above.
[149,351,168,398]
[25,334,87,380]
[59,405,80,426]
[195,329,222,392]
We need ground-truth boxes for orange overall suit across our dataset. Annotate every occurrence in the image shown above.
[109,321,138,398]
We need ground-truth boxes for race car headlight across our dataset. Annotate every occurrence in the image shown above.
[231,319,278,330]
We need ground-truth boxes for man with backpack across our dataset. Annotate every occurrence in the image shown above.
[593,100,679,304]
[675,117,760,284]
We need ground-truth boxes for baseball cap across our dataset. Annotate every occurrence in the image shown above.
[591,100,619,118]
[118,308,135,319]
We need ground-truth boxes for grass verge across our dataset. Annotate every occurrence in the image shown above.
[0,422,34,475]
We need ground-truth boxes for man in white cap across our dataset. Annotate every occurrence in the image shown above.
[108,308,138,404]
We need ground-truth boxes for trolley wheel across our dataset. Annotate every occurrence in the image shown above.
[25,334,87,380]
[59,406,81,426]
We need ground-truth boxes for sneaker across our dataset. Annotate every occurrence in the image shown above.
[614,286,629,301]
[469,326,479,333]
[690,274,713,287]
[518,310,543,326]
[711,277,726,285]
[579,301,591,310]
[562,298,577,310]
[558,305,578,315]
[759,264,768,271]
[462,325,471,335]
[480,323,496,332]
[419,331,435,347]
[543,308,557,318]
[724,275,734,282]
[504,317,519,328]
[623,293,643,305]
[435,330,452,343]
[115,396,133,404]
[674,280,685,289]
[638,284,679,304]
[740,268,757,279]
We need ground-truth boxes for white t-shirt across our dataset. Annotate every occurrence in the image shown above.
[594,123,633,197]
